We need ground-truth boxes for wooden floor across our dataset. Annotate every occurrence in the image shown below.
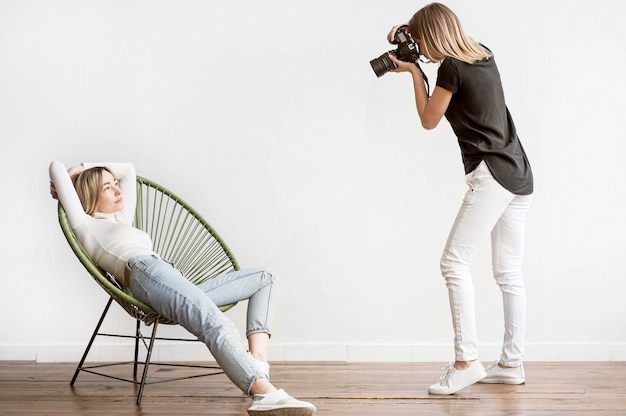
[0,361,625,415]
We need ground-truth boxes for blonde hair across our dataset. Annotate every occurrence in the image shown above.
[408,3,491,64]
[73,166,113,215]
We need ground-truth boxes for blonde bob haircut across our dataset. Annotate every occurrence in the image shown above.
[408,3,491,64]
[73,166,114,216]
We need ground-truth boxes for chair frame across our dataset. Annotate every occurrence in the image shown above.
[58,175,240,404]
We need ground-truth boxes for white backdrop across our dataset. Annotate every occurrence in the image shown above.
[1,0,625,363]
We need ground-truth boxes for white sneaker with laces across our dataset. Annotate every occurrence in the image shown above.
[428,360,487,395]
[247,389,316,416]
[479,360,525,384]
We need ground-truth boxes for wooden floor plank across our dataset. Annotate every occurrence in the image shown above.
[0,361,625,415]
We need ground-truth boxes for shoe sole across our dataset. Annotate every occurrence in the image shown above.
[248,408,315,416]
[479,378,525,384]
[428,371,487,395]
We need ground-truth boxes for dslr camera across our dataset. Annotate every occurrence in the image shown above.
[370,25,419,78]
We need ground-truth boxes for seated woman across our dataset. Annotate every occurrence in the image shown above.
[49,160,316,416]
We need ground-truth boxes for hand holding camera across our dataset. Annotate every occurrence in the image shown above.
[370,25,420,78]
[370,24,430,96]
[386,25,405,44]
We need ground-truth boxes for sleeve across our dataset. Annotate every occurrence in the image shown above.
[436,58,460,94]
[49,160,88,229]
[82,162,137,224]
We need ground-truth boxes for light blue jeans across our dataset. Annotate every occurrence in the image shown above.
[440,161,532,367]
[127,254,275,395]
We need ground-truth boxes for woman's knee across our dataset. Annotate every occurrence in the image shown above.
[256,268,275,286]
[493,270,525,290]
[440,252,467,277]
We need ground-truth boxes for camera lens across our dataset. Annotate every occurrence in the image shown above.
[370,52,397,78]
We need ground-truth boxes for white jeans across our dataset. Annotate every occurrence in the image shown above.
[440,161,532,367]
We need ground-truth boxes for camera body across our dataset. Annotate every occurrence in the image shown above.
[370,25,419,78]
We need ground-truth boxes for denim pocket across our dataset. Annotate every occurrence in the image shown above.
[129,266,151,303]
[128,257,161,304]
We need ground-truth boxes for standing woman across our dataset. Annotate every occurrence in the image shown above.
[387,3,533,395]
[49,160,316,416]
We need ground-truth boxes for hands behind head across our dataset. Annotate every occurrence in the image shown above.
[49,164,84,200]
[67,164,84,180]
[49,181,58,200]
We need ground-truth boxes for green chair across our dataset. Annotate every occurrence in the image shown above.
[57,175,240,404]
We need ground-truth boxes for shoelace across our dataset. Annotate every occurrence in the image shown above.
[438,363,456,385]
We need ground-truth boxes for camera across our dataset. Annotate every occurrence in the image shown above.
[370,25,419,78]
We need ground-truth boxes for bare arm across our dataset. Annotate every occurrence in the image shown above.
[389,55,452,130]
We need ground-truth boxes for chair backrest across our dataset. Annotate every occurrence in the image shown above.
[57,175,239,324]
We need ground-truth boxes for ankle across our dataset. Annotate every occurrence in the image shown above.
[454,359,476,370]
[249,378,277,396]
[248,351,268,364]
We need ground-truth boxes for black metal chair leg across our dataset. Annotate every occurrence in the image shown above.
[136,318,160,405]
[70,297,114,386]
[133,319,141,379]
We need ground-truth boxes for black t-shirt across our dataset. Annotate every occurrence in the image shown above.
[436,50,533,195]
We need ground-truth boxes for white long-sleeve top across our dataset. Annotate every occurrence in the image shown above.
[49,160,155,286]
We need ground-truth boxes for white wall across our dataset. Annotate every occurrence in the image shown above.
[1,0,625,363]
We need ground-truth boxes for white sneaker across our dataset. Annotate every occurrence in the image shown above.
[479,360,525,384]
[428,361,487,395]
[247,389,316,416]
